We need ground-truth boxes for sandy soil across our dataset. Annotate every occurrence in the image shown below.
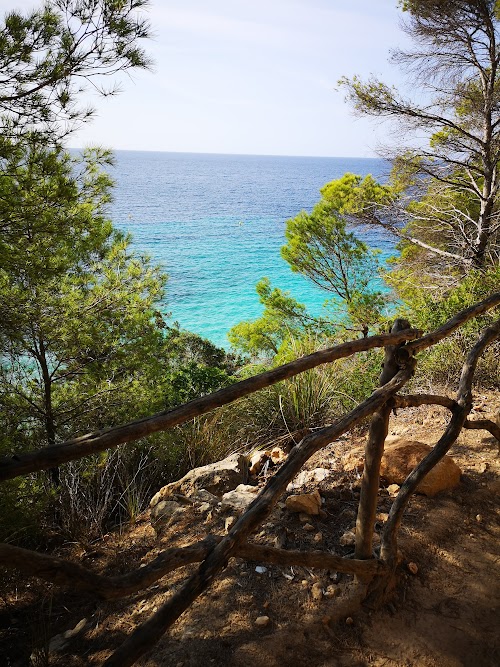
[1,397,499,667]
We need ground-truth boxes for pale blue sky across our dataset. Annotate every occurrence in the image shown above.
[11,1,410,157]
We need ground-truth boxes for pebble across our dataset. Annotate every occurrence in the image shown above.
[301,579,308,587]
[255,566,267,574]
[255,616,270,627]
[324,585,340,599]
[311,582,323,600]
[345,617,354,625]
[303,523,315,532]
[313,532,323,543]
[225,516,236,532]
[407,562,419,575]
[476,514,483,522]
[387,484,400,496]
[339,530,356,547]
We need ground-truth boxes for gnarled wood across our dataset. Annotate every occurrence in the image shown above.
[355,319,413,560]
[103,366,415,667]
[381,318,500,566]
[0,329,421,482]
[0,539,383,601]
[407,292,500,354]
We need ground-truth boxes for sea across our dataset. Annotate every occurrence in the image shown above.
[108,151,392,348]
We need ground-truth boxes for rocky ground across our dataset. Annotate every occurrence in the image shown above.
[1,396,499,667]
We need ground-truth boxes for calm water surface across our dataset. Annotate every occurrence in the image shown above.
[109,152,392,347]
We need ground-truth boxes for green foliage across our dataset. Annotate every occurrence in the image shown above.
[340,1,500,274]
[0,141,167,456]
[282,188,385,329]
[230,177,389,358]
[0,0,151,139]
[228,277,321,357]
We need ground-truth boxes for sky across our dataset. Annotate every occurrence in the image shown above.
[11,0,411,157]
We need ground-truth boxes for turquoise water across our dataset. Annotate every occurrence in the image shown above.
[109,152,392,347]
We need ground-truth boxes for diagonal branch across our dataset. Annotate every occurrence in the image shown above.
[381,317,500,565]
[0,329,422,483]
[103,364,415,667]
[0,538,383,601]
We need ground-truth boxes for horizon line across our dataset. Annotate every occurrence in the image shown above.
[68,146,384,161]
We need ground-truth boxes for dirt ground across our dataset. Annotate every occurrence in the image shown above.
[1,396,499,667]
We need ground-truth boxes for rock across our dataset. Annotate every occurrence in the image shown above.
[313,532,323,543]
[190,489,219,505]
[249,450,270,476]
[151,500,184,525]
[380,439,461,497]
[255,566,267,574]
[475,514,483,522]
[303,523,315,532]
[270,446,288,464]
[285,490,322,515]
[255,615,270,627]
[311,582,323,600]
[345,616,354,625]
[48,619,87,653]
[324,585,339,599]
[221,484,259,512]
[387,483,400,496]
[407,562,419,575]
[287,467,332,491]
[339,530,356,547]
[150,453,248,506]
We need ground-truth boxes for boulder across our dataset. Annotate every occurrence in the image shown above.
[287,467,332,491]
[249,450,270,476]
[380,439,461,497]
[150,453,248,507]
[285,489,322,515]
[221,484,260,513]
[150,500,184,525]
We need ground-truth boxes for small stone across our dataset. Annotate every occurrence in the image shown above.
[387,484,400,496]
[303,523,315,532]
[263,601,270,609]
[255,566,268,574]
[313,532,323,543]
[324,585,340,599]
[298,513,311,523]
[311,582,323,600]
[198,502,211,514]
[339,530,356,547]
[255,615,270,627]
[376,512,389,522]
[301,579,308,587]
[407,561,418,575]
[270,447,287,464]
[249,450,270,476]
[225,516,236,532]
[476,514,483,522]
[286,490,322,515]
[345,617,354,625]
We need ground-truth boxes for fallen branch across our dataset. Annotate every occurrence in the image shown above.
[0,538,383,600]
[407,292,500,354]
[0,329,421,482]
[381,318,500,565]
[104,364,415,667]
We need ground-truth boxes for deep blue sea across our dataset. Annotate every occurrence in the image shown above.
[109,152,392,347]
